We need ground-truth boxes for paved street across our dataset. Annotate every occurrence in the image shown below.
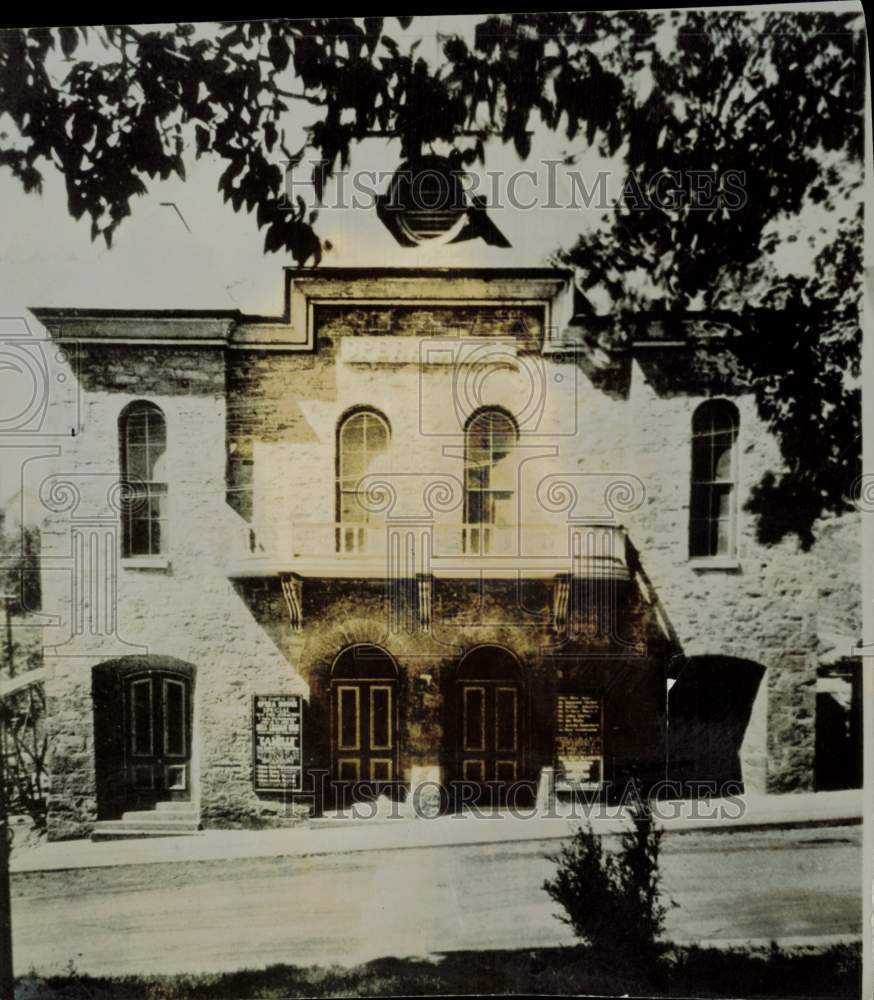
[11,824,862,978]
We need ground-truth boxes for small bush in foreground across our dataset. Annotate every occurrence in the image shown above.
[542,801,668,970]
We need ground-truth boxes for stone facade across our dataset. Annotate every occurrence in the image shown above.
[24,268,860,840]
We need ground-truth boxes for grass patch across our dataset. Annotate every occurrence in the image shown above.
[18,942,860,999]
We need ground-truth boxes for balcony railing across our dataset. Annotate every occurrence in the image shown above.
[231,520,630,581]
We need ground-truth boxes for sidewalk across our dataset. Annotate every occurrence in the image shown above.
[10,788,862,875]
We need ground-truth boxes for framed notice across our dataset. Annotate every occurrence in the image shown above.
[555,692,603,789]
[253,694,303,793]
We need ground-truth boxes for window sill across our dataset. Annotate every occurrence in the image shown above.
[688,556,741,572]
[120,556,171,571]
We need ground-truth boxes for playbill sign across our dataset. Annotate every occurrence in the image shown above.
[556,693,603,787]
[253,695,303,792]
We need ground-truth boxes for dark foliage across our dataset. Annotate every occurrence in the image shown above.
[738,208,863,547]
[19,942,861,998]
[1,684,48,829]
[543,803,668,971]
[562,10,864,309]
[0,13,864,542]
[2,14,861,268]
[0,524,48,829]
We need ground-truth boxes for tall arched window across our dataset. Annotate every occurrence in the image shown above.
[464,409,518,554]
[689,400,739,559]
[120,401,167,557]
[336,409,390,553]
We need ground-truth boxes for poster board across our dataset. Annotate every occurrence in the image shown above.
[252,694,303,793]
[555,692,603,789]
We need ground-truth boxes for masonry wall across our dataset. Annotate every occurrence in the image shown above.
[227,305,634,540]
[238,574,669,805]
[222,303,847,797]
[36,294,861,837]
[621,349,860,792]
[40,344,305,839]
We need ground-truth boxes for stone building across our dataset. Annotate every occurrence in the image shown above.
[26,266,860,840]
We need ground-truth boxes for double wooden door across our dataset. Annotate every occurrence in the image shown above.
[456,679,523,804]
[125,671,191,808]
[331,679,397,803]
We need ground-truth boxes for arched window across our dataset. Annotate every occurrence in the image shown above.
[689,400,739,559]
[336,410,390,553]
[120,401,167,557]
[464,409,518,554]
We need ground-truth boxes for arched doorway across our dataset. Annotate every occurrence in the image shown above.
[330,644,398,805]
[92,657,195,819]
[453,645,525,806]
[668,655,765,791]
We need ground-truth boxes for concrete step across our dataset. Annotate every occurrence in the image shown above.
[91,825,203,842]
[121,810,199,824]
[112,823,201,833]
[98,817,200,829]
[91,804,202,842]
[154,800,198,813]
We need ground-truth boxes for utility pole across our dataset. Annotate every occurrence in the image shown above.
[0,693,12,1000]
[0,579,12,1000]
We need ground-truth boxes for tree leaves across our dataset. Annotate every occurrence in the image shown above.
[554,10,863,542]
[195,123,211,155]
[0,15,669,261]
[363,18,383,54]
[59,26,80,59]
[0,14,864,544]
[267,33,290,72]
[562,10,863,311]
[736,208,863,546]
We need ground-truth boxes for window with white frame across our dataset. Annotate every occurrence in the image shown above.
[120,401,168,557]
[336,409,390,553]
[464,409,518,553]
[689,400,739,559]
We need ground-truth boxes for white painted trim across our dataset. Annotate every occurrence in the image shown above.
[53,337,228,347]
[121,556,171,571]
[688,556,742,571]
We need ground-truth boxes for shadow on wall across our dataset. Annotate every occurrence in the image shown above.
[667,655,765,792]
[815,659,862,791]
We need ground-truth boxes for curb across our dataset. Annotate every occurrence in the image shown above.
[668,934,861,952]
[10,809,863,875]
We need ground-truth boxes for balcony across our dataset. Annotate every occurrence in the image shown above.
[227,520,631,581]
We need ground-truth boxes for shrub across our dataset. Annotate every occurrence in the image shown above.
[543,800,668,970]
[1,523,48,831]
[2,682,49,830]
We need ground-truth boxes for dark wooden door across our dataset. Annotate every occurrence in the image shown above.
[125,671,191,808]
[331,679,397,804]
[456,680,522,803]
